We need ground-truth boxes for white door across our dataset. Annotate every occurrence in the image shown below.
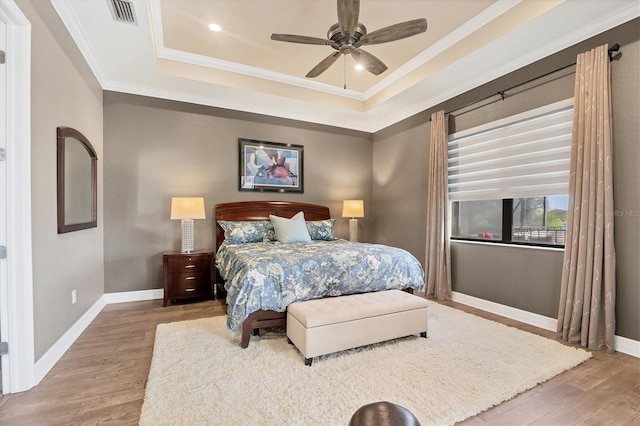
[0,0,34,394]
[0,19,9,394]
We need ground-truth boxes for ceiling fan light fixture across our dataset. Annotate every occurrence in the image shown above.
[354,63,364,71]
[208,23,222,32]
[270,0,427,79]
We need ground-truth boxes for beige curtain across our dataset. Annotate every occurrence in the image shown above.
[425,110,452,300]
[557,44,616,352]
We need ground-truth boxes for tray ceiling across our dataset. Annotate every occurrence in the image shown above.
[52,0,639,132]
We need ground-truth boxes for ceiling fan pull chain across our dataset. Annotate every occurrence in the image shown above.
[344,55,347,90]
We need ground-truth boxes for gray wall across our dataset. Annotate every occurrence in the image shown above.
[103,93,372,293]
[17,0,105,361]
[372,19,640,341]
[373,113,429,261]
[610,30,640,343]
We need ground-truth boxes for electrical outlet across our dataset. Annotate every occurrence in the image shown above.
[72,289,77,304]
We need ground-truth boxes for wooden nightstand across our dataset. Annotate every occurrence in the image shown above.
[163,250,213,306]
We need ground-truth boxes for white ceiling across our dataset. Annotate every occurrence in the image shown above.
[52,0,639,132]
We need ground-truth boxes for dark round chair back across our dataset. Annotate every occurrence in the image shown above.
[349,401,421,426]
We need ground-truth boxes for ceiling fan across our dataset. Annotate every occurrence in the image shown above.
[271,0,427,78]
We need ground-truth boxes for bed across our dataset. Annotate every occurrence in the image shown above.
[214,201,425,348]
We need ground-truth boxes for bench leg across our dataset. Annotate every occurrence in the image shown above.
[305,357,313,367]
[420,331,427,338]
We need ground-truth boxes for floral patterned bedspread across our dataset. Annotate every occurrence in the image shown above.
[215,239,425,331]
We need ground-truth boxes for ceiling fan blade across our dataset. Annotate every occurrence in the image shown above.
[306,52,342,78]
[359,18,427,45]
[351,49,387,75]
[337,0,360,39]
[271,34,335,47]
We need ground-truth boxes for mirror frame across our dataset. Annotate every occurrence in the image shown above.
[57,126,98,233]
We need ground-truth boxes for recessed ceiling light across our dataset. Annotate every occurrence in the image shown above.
[208,23,222,32]
[354,64,364,71]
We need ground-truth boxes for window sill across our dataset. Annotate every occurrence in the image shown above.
[450,239,565,252]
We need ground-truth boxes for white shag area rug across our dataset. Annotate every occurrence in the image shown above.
[140,301,590,426]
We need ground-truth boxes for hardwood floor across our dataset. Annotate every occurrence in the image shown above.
[0,299,637,425]
[441,302,640,426]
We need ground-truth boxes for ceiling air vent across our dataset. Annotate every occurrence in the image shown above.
[108,0,137,25]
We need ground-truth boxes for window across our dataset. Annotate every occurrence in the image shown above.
[452,196,568,247]
[448,99,573,248]
[512,195,568,245]
[451,199,502,241]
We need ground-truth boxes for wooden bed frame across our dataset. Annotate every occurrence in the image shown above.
[214,201,331,348]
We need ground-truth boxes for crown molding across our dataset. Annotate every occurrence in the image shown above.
[50,0,108,87]
[147,0,364,101]
[147,0,522,102]
[156,46,367,102]
[103,79,374,133]
[365,0,640,132]
[53,0,640,133]
[362,0,523,99]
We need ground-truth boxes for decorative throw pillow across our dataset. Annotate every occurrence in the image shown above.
[218,220,276,244]
[306,219,337,241]
[269,211,312,243]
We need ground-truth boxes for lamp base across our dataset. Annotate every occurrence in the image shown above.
[349,218,358,242]
[180,218,195,253]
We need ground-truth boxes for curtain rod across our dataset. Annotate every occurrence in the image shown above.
[436,43,621,120]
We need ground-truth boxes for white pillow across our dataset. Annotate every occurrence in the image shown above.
[269,211,311,243]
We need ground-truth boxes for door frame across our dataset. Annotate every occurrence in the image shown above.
[0,0,34,393]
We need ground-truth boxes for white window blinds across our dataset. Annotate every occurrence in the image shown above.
[448,99,573,201]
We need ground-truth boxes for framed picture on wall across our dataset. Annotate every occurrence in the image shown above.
[238,138,304,193]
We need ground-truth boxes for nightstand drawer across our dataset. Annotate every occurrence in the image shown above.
[166,272,209,297]
[167,256,209,272]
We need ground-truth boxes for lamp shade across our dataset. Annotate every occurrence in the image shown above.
[342,200,364,218]
[170,197,206,220]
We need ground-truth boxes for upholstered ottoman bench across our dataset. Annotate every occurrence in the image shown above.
[286,290,428,366]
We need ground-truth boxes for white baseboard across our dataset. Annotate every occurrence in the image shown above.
[102,288,163,304]
[451,291,640,358]
[32,289,164,387]
[451,292,557,331]
[614,335,640,358]
[33,296,106,385]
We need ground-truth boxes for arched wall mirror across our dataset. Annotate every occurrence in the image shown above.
[57,126,98,233]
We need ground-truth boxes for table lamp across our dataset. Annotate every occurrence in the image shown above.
[170,197,206,253]
[342,200,364,242]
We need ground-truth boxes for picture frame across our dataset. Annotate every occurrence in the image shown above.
[238,138,303,193]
